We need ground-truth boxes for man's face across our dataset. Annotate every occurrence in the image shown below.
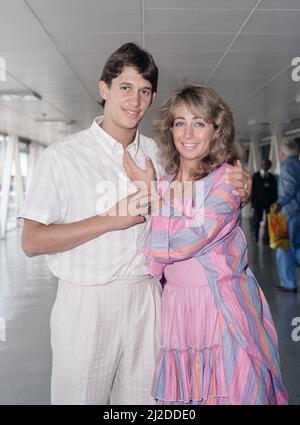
[261,160,271,171]
[279,151,287,162]
[99,66,155,132]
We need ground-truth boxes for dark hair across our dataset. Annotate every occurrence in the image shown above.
[262,158,272,168]
[100,42,158,106]
[154,84,240,180]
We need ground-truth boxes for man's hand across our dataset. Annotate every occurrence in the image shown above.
[225,160,252,205]
[101,189,160,230]
[123,150,156,190]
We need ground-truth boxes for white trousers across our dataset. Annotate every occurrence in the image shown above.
[50,275,161,405]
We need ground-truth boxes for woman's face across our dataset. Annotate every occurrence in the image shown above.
[171,103,216,163]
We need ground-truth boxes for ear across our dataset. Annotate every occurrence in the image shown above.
[99,80,109,101]
[149,91,156,106]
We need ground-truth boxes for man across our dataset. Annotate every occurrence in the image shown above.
[273,138,300,293]
[19,42,252,405]
[252,159,278,244]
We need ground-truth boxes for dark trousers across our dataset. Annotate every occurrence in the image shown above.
[276,216,300,289]
[253,206,271,244]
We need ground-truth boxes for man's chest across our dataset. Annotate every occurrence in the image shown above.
[61,152,144,217]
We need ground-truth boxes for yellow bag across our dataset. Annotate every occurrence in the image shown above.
[267,208,289,250]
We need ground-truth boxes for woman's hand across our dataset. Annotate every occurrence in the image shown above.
[225,160,252,205]
[123,150,157,190]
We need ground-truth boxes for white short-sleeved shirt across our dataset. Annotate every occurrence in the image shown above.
[18,116,164,285]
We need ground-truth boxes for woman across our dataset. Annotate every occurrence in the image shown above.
[125,84,288,405]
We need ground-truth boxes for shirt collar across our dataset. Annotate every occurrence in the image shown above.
[90,115,140,157]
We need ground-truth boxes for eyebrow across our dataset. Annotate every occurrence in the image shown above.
[174,116,204,120]
[119,81,152,90]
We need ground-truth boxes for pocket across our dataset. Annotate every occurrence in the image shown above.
[50,297,59,331]
[49,281,64,331]
[150,276,163,297]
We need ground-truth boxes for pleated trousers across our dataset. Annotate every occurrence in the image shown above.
[50,275,162,405]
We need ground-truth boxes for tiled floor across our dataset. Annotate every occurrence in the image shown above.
[0,227,56,404]
[0,221,299,404]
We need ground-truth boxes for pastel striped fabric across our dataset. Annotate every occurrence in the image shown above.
[145,163,288,405]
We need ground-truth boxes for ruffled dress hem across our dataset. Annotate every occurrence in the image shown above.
[152,344,228,405]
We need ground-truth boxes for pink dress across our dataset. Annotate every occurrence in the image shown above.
[145,164,288,405]
[155,258,229,404]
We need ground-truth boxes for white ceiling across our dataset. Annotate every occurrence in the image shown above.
[0,0,300,145]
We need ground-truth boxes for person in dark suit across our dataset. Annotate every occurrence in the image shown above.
[252,159,278,244]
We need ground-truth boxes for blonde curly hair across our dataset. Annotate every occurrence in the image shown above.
[153,84,240,180]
